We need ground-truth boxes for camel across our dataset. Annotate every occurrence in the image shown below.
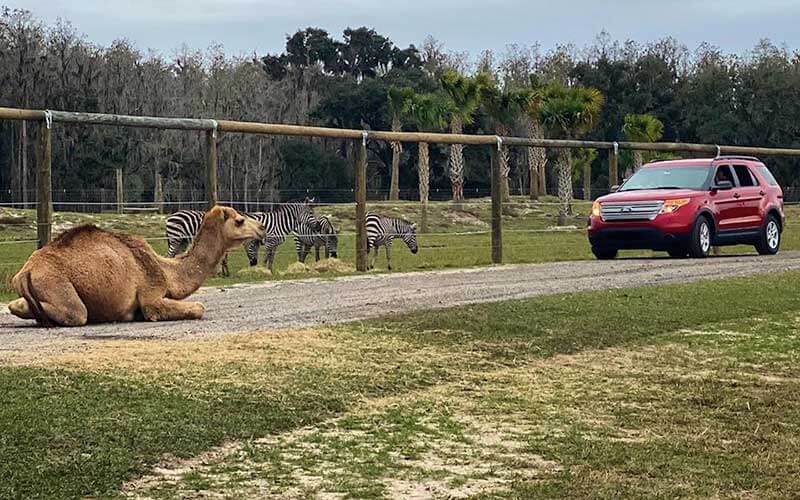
[7,205,264,327]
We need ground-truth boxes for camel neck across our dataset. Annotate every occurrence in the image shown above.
[164,222,226,299]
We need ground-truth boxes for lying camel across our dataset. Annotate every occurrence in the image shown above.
[8,205,264,327]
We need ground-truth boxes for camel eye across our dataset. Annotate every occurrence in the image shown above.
[235,218,244,227]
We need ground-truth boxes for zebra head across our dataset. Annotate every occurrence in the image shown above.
[397,219,418,254]
[319,216,338,258]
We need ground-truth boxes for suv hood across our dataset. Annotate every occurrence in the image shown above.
[598,188,702,203]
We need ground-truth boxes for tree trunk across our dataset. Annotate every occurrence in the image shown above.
[633,150,643,172]
[497,124,511,203]
[448,118,465,203]
[583,162,591,201]
[527,118,546,200]
[557,148,573,226]
[389,117,401,201]
[419,142,430,232]
[21,120,28,205]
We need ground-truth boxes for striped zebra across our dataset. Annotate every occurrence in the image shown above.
[164,209,231,276]
[294,215,338,263]
[243,201,317,271]
[365,212,418,270]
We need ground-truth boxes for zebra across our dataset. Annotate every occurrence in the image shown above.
[243,201,317,271]
[365,212,418,270]
[294,215,338,263]
[164,209,231,276]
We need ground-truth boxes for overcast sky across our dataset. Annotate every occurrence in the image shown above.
[7,0,800,59]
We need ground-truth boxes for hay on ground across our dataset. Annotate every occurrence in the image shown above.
[236,266,272,278]
[285,262,312,274]
[311,258,355,274]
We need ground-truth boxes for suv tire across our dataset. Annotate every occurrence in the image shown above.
[688,216,712,258]
[592,246,618,260]
[755,215,781,255]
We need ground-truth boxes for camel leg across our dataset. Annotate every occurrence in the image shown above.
[140,297,205,322]
[7,298,35,319]
[20,275,88,326]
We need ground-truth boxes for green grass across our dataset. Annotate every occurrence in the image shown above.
[2,199,799,301]
[3,271,800,497]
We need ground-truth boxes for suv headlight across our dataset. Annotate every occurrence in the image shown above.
[659,198,690,214]
[591,201,601,217]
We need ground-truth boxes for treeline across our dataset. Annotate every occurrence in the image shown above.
[1,7,799,207]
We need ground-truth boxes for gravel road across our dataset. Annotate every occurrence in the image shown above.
[1,253,799,354]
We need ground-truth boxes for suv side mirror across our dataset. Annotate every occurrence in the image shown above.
[610,185,620,193]
[712,180,733,191]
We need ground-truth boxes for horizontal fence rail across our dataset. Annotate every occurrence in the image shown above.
[2,105,800,268]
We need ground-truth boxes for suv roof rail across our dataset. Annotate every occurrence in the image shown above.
[713,155,761,162]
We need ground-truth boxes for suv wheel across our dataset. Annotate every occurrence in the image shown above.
[592,246,618,260]
[755,215,781,255]
[688,217,712,258]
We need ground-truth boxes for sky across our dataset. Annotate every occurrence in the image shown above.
[7,0,800,59]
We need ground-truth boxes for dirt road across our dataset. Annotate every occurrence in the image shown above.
[1,253,799,354]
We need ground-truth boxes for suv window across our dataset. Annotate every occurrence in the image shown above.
[732,165,757,187]
[756,165,779,186]
[714,165,735,186]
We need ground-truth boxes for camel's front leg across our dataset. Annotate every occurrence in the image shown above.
[7,298,35,319]
[140,297,205,322]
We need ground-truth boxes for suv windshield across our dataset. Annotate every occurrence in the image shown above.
[620,166,710,191]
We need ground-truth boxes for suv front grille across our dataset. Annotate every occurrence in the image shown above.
[600,201,664,221]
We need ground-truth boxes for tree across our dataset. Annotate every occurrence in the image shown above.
[571,148,598,200]
[386,86,415,200]
[409,92,450,229]
[479,73,531,201]
[525,74,546,198]
[440,70,481,202]
[538,83,604,225]
[622,114,664,171]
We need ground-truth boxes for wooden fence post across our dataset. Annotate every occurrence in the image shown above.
[205,128,218,209]
[116,168,123,214]
[355,134,368,272]
[491,143,502,264]
[609,142,619,189]
[36,117,52,248]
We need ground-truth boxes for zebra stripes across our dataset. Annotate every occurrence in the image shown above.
[294,215,338,263]
[164,209,231,276]
[243,202,317,271]
[365,212,418,270]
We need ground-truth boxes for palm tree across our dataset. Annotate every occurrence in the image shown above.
[622,114,664,172]
[525,74,546,199]
[409,92,450,230]
[440,71,482,202]
[538,83,604,225]
[386,86,415,200]
[478,74,532,201]
[571,148,598,200]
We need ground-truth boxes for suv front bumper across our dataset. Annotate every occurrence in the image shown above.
[588,227,691,250]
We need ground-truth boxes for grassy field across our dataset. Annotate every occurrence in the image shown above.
[1,272,799,498]
[1,198,798,301]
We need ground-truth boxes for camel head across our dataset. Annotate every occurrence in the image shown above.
[205,206,265,251]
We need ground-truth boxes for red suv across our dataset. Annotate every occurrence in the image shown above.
[588,156,784,259]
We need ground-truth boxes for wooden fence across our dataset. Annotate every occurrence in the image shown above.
[3,106,800,272]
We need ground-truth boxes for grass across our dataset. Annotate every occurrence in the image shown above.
[2,271,800,498]
[2,198,799,301]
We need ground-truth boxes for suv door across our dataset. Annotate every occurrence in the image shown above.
[731,164,764,229]
[710,165,740,231]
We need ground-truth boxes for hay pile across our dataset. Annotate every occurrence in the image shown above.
[236,266,272,278]
[285,262,312,274]
[311,258,355,273]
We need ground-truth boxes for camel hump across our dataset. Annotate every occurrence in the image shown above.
[50,224,105,248]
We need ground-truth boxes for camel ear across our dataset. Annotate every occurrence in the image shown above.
[207,206,226,221]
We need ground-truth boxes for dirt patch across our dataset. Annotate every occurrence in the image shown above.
[443,211,489,228]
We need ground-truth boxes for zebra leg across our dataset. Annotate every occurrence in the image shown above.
[166,238,178,257]
[385,242,393,271]
[245,240,259,267]
[314,244,321,262]
[220,253,230,277]
[370,245,379,270]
